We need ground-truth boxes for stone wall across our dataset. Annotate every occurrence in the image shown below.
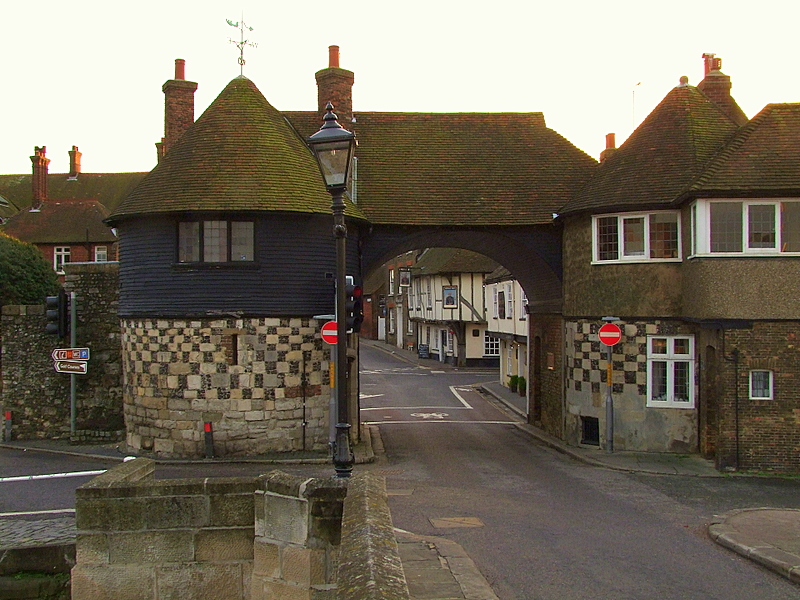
[71,458,257,600]
[121,317,330,458]
[72,461,409,600]
[1,262,123,441]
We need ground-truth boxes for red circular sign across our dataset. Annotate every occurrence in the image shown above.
[321,321,338,345]
[598,323,623,346]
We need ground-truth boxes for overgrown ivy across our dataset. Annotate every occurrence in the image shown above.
[0,232,59,305]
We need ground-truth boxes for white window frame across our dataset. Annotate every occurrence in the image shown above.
[520,288,528,320]
[94,246,108,262]
[749,370,773,400]
[505,283,514,319]
[54,246,70,273]
[426,279,432,309]
[691,199,800,257]
[646,335,695,408]
[415,279,422,311]
[484,332,500,356]
[388,269,395,295]
[592,211,681,264]
[492,286,499,319]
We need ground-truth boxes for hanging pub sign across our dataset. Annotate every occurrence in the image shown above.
[443,286,458,308]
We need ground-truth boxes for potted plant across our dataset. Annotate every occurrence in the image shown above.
[508,375,519,393]
[518,376,527,396]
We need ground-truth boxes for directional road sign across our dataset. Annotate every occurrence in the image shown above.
[54,361,88,374]
[598,323,623,346]
[52,348,90,361]
[321,321,338,345]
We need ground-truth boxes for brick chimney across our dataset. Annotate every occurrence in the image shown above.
[30,146,49,210]
[156,58,198,161]
[315,46,355,125]
[697,54,748,126]
[600,133,617,163]
[68,145,82,179]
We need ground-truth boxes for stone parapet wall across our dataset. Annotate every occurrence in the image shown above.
[121,317,330,458]
[72,458,257,600]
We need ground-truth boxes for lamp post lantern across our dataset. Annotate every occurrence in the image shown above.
[308,102,356,478]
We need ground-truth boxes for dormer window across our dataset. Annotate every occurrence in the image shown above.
[178,220,254,263]
[691,199,800,256]
[592,211,680,263]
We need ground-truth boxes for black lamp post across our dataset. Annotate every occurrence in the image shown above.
[307,102,357,478]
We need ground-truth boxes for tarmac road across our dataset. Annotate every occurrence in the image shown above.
[359,341,800,600]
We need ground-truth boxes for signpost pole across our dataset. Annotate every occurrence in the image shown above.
[70,292,77,437]
[605,344,614,453]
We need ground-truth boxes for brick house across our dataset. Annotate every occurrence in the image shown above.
[0,145,143,275]
[555,55,800,472]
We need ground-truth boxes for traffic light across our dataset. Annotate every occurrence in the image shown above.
[45,289,69,338]
[345,284,364,333]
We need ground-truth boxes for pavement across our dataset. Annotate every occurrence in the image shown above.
[0,338,797,596]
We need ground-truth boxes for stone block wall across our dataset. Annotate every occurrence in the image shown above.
[121,317,331,458]
[252,471,347,600]
[71,458,257,600]
[1,262,123,441]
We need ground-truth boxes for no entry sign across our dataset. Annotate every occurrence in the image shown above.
[321,321,338,345]
[598,323,623,346]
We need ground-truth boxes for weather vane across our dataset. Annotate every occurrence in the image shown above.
[227,17,257,76]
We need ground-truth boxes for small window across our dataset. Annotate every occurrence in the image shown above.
[178,220,254,263]
[54,247,70,273]
[749,370,773,400]
[94,246,108,262]
[498,290,506,319]
[484,333,500,356]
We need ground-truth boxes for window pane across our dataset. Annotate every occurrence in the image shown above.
[498,291,506,319]
[748,205,776,249]
[781,202,800,252]
[650,213,679,258]
[623,217,645,256]
[204,221,227,263]
[178,222,200,262]
[651,361,667,401]
[230,222,254,261]
[94,246,108,262]
[710,202,743,252]
[673,362,690,402]
[750,371,772,398]
[651,338,667,354]
[673,338,690,355]
[597,217,619,260]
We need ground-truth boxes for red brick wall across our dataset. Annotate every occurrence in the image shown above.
[714,322,800,473]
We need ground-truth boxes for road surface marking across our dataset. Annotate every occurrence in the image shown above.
[0,470,107,483]
[363,420,515,425]
[410,412,449,419]
[360,393,385,399]
[449,385,473,408]
[430,516,485,528]
[0,509,75,517]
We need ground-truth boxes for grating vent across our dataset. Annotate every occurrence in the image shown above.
[581,416,600,446]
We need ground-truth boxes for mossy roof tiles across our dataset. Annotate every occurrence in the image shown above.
[287,111,596,226]
[414,247,499,275]
[1,199,117,244]
[563,85,740,216]
[0,172,147,216]
[688,103,800,196]
[110,77,364,223]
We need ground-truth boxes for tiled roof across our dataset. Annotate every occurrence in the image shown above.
[0,172,146,216]
[413,247,499,275]
[563,85,740,215]
[688,103,800,196]
[484,265,513,284]
[286,111,596,226]
[110,77,365,223]
[1,198,117,244]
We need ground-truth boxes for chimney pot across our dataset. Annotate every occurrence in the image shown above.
[175,58,186,80]
[30,146,50,208]
[328,45,340,68]
[605,133,616,150]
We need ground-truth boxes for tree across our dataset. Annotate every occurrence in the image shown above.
[0,233,59,305]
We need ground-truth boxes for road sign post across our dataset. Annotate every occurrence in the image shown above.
[598,321,622,453]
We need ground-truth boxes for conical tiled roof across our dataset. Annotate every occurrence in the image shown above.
[110,77,364,222]
[562,84,740,215]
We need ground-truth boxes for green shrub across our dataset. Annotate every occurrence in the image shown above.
[0,233,59,305]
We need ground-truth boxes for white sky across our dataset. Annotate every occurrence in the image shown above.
[2,1,799,175]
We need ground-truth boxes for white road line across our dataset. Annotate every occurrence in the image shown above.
[359,394,385,399]
[449,385,473,409]
[0,470,106,483]
[361,406,473,411]
[0,509,75,518]
[363,420,515,425]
